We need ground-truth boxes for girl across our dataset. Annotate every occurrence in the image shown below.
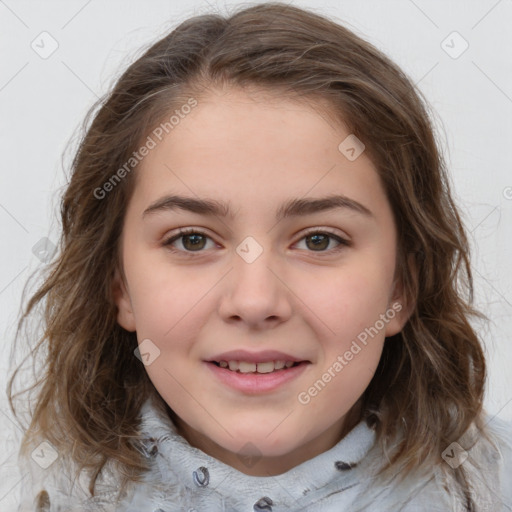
[8,2,512,511]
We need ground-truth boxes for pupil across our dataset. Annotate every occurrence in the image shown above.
[308,234,328,250]
[184,234,205,250]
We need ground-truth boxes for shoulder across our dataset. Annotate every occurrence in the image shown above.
[416,414,512,511]
[482,414,512,507]
[15,398,179,512]
[16,442,125,512]
[426,414,512,511]
[349,414,512,511]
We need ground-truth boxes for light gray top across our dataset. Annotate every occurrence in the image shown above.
[17,396,512,511]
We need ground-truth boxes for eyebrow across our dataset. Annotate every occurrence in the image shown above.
[142,194,373,221]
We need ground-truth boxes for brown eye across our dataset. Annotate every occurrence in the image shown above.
[180,233,207,251]
[163,229,214,253]
[305,233,330,251]
[296,230,350,253]
[162,228,350,257]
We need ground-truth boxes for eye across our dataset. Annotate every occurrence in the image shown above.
[163,228,215,254]
[162,228,351,256]
[294,229,350,254]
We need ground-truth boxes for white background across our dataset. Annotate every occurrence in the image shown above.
[1,0,511,509]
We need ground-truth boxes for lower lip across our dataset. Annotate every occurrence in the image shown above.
[204,361,310,394]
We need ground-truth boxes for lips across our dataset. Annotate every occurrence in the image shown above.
[206,349,309,365]
[204,356,310,394]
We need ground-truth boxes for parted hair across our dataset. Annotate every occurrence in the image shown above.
[8,2,490,508]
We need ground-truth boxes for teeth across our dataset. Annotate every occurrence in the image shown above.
[238,362,256,373]
[217,360,298,373]
[256,361,274,373]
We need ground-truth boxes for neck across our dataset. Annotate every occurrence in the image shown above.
[169,400,363,477]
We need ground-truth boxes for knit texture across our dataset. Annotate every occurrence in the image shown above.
[17,396,512,511]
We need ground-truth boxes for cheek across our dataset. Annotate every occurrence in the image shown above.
[124,244,204,329]
[304,262,393,336]
[317,344,383,417]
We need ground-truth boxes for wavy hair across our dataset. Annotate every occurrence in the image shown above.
[8,2,491,508]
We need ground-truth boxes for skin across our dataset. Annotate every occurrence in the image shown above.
[112,86,411,477]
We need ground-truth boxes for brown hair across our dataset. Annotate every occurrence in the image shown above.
[8,2,491,507]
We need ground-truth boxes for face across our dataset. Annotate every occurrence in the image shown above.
[113,86,410,476]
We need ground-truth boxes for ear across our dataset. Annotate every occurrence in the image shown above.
[111,267,136,332]
[384,252,416,337]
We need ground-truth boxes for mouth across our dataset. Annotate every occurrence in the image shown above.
[203,349,311,393]
[208,360,306,374]
[204,356,311,394]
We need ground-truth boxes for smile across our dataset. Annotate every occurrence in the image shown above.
[212,360,298,373]
[205,360,311,394]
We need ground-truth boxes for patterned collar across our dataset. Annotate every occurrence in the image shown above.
[133,396,377,510]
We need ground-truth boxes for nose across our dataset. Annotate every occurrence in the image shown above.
[218,238,292,329]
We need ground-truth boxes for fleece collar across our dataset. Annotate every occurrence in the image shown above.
[135,396,377,510]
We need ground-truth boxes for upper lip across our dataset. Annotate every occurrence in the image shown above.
[206,349,309,364]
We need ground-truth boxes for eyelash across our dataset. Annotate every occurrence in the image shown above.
[162,227,351,257]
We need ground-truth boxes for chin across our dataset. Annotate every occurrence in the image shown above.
[227,427,304,456]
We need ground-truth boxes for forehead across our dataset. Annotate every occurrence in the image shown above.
[130,87,388,221]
